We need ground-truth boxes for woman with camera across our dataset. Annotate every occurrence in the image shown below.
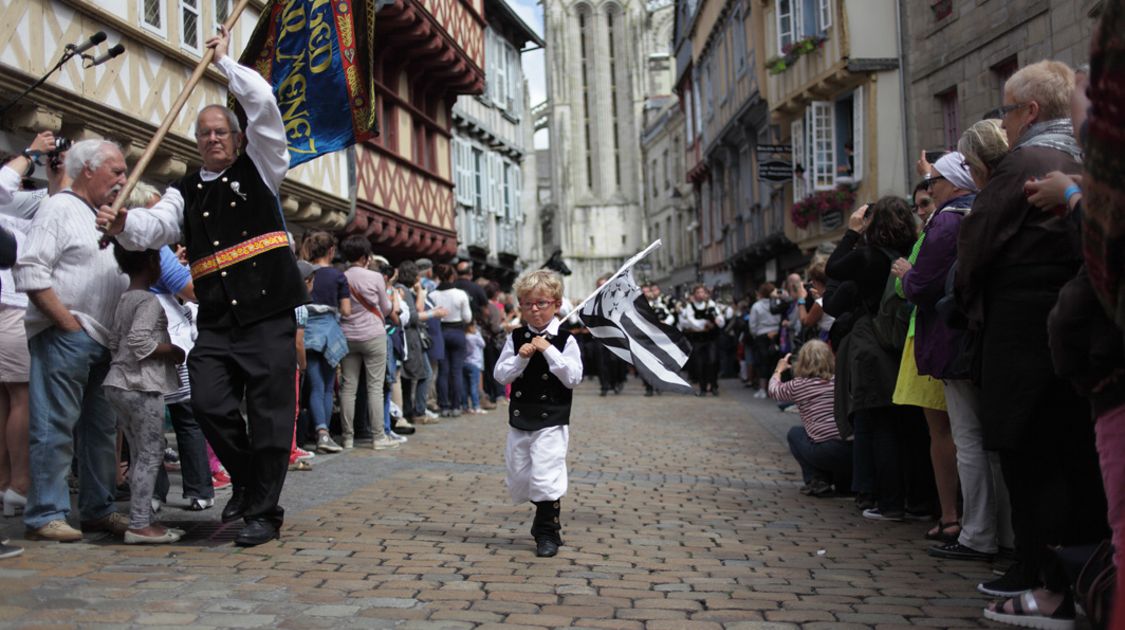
[826,196,931,521]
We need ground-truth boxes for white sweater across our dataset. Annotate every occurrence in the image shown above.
[13,190,127,346]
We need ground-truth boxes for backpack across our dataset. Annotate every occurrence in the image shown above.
[870,247,912,352]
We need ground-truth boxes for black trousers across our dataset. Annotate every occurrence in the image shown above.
[690,336,720,392]
[189,310,296,528]
[596,343,627,392]
[999,403,1108,590]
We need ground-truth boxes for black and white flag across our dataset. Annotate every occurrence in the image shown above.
[569,242,694,394]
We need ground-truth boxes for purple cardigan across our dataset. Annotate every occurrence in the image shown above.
[902,195,974,379]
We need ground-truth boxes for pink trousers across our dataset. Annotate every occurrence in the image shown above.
[1095,403,1125,630]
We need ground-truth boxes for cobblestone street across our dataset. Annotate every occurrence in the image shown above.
[0,378,1006,629]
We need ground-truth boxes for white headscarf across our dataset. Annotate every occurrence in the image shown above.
[933,152,978,193]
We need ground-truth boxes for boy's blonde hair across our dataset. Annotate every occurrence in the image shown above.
[513,269,564,301]
[794,340,834,380]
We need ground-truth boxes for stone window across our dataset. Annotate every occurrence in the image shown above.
[939,87,960,150]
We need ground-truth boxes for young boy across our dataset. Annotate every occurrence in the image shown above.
[493,270,583,557]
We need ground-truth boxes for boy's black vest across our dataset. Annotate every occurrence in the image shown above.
[176,153,308,328]
[509,326,573,431]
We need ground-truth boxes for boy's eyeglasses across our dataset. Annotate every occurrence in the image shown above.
[520,300,557,311]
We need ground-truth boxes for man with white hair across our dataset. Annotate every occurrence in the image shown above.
[13,139,129,542]
[98,26,307,546]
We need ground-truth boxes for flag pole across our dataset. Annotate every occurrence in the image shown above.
[102,0,256,222]
[546,239,664,335]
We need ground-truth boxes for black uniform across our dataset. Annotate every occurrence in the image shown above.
[178,153,308,529]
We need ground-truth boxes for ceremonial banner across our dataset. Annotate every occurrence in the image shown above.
[240,0,378,167]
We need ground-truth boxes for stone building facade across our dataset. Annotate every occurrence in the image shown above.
[905,0,1100,159]
[763,0,908,254]
[542,0,657,299]
[640,94,696,297]
[451,0,543,285]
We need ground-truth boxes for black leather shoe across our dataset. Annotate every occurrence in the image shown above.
[221,487,246,523]
[234,519,279,547]
[535,538,558,558]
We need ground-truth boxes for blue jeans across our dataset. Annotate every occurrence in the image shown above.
[25,328,117,529]
[306,351,334,432]
[406,358,432,419]
[155,402,215,502]
[786,425,853,488]
[437,327,466,411]
[383,336,396,434]
[462,363,482,409]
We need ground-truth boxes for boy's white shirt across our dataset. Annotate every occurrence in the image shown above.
[492,321,583,388]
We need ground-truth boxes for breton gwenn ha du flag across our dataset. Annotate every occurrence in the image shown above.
[563,240,694,394]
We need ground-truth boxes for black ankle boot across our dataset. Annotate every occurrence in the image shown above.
[531,499,562,557]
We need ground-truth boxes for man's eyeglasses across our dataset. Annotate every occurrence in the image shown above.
[981,102,1028,121]
[520,300,557,311]
[195,129,232,140]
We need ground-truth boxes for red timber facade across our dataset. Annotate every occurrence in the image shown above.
[347,0,487,260]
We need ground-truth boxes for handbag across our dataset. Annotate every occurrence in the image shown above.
[1075,540,1116,630]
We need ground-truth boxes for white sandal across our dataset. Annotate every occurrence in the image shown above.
[983,590,1075,630]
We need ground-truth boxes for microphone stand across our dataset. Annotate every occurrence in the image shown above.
[0,46,85,117]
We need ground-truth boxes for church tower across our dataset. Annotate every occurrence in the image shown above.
[542,0,653,299]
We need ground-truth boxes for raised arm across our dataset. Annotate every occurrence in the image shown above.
[209,27,289,193]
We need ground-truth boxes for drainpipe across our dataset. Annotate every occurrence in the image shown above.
[344,145,358,226]
[895,0,912,191]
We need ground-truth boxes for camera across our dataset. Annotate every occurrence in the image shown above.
[47,136,73,171]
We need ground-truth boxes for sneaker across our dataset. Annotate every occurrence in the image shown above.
[396,417,415,430]
[187,497,214,511]
[978,563,1035,597]
[0,542,23,558]
[81,512,130,535]
[753,390,767,399]
[854,493,876,511]
[806,479,834,497]
[342,437,354,449]
[424,409,440,419]
[480,399,497,410]
[317,432,343,453]
[387,431,408,443]
[211,469,232,490]
[25,520,83,542]
[904,510,932,522]
[163,447,181,471]
[371,434,400,450]
[293,447,315,461]
[862,508,905,522]
[929,541,995,561]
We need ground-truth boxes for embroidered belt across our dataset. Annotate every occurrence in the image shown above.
[190,231,290,280]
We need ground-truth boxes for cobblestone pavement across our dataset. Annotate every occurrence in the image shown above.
[0,377,1009,629]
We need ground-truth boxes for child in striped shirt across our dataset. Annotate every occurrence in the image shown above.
[768,340,852,497]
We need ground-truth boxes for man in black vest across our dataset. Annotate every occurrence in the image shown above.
[98,26,307,546]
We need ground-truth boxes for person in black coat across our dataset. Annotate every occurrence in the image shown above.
[827,196,932,520]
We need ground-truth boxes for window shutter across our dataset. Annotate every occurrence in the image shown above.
[452,138,462,203]
[491,154,503,216]
[513,165,522,223]
[793,0,804,39]
[852,86,864,182]
[818,0,832,30]
[790,118,804,203]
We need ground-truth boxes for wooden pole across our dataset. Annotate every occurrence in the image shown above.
[105,0,256,217]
